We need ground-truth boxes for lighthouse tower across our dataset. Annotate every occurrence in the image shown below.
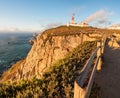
[71,14,75,24]
[66,13,78,26]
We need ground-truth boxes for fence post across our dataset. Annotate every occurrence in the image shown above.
[81,32,83,44]
[101,38,104,54]
[101,36,106,55]
[74,79,86,98]
[97,41,102,71]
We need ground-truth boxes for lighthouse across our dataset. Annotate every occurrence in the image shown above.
[66,14,75,26]
[71,14,75,24]
[66,14,89,27]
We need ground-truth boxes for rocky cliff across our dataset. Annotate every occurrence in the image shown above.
[1,26,101,81]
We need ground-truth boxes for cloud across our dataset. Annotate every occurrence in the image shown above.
[93,21,111,28]
[0,26,41,33]
[71,6,86,15]
[84,9,111,23]
[0,22,62,33]
[44,22,62,29]
[93,16,111,27]
[0,26,19,32]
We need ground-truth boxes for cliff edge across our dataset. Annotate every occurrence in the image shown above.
[0,26,101,82]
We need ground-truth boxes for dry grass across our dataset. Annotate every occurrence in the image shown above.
[0,59,25,82]
[41,25,120,36]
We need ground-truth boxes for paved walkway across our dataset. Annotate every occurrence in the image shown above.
[95,40,120,98]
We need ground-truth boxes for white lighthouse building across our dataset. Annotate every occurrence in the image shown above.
[66,14,89,27]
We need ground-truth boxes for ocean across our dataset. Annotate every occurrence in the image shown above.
[0,33,33,75]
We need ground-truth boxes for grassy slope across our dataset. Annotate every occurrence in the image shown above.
[0,41,97,98]
[42,26,99,36]
[1,59,25,82]
[41,25,120,36]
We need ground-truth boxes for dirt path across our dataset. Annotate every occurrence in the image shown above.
[95,41,120,98]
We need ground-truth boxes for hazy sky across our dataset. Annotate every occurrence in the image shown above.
[0,0,120,33]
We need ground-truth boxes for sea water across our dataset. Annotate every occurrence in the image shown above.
[0,33,32,75]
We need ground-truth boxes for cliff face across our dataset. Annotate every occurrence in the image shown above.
[1,26,100,81]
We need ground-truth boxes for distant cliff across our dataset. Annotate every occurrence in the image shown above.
[1,26,101,81]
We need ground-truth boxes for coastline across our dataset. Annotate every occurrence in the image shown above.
[0,33,32,77]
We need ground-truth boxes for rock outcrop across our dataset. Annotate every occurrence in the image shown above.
[1,26,100,81]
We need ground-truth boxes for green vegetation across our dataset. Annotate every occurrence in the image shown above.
[0,41,98,98]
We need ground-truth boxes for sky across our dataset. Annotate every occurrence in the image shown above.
[0,0,120,33]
